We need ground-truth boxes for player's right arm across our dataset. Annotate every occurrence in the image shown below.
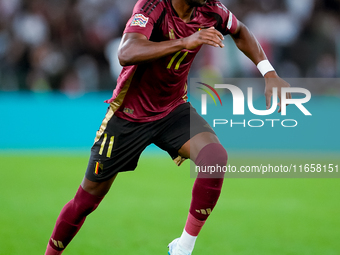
[118,28,224,66]
[119,0,224,66]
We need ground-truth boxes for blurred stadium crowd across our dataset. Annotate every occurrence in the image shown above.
[0,0,339,93]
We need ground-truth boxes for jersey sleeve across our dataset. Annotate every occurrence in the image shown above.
[123,0,163,39]
[210,1,238,35]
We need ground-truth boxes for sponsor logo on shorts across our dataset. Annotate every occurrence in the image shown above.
[130,14,149,28]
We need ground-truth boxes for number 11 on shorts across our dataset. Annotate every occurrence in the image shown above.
[99,133,115,158]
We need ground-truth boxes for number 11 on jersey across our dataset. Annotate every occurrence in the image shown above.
[167,51,188,70]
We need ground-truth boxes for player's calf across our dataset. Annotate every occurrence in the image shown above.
[176,143,227,253]
[45,186,104,255]
[190,142,228,221]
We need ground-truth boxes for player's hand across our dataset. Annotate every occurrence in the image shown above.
[182,27,224,50]
[264,71,292,113]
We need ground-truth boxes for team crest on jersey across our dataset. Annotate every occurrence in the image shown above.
[130,14,149,27]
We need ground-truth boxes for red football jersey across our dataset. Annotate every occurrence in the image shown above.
[105,0,238,122]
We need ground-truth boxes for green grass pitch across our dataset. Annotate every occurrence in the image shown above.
[0,152,339,255]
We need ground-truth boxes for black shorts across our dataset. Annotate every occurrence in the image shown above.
[85,102,215,182]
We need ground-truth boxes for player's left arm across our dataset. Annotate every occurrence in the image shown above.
[230,21,291,111]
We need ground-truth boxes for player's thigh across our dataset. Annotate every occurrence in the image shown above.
[85,112,153,187]
[81,174,117,197]
[153,102,216,162]
[179,131,220,162]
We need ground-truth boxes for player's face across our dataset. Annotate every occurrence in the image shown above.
[184,0,207,7]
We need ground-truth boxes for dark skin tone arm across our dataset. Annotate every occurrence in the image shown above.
[231,21,292,111]
[117,0,225,66]
[119,17,291,110]
[83,4,292,197]
[117,27,225,66]
[230,21,266,65]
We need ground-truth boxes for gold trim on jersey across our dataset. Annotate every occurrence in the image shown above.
[94,108,114,144]
[109,69,136,112]
[173,155,186,166]
[182,83,188,102]
[94,69,136,144]
[169,29,175,40]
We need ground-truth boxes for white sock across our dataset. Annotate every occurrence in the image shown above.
[178,229,197,252]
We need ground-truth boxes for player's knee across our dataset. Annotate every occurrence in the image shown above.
[211,143,228,166]
[72,186,103,217]
[195,143,228,178]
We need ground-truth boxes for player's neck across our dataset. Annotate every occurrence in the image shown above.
[171,0,195,23]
